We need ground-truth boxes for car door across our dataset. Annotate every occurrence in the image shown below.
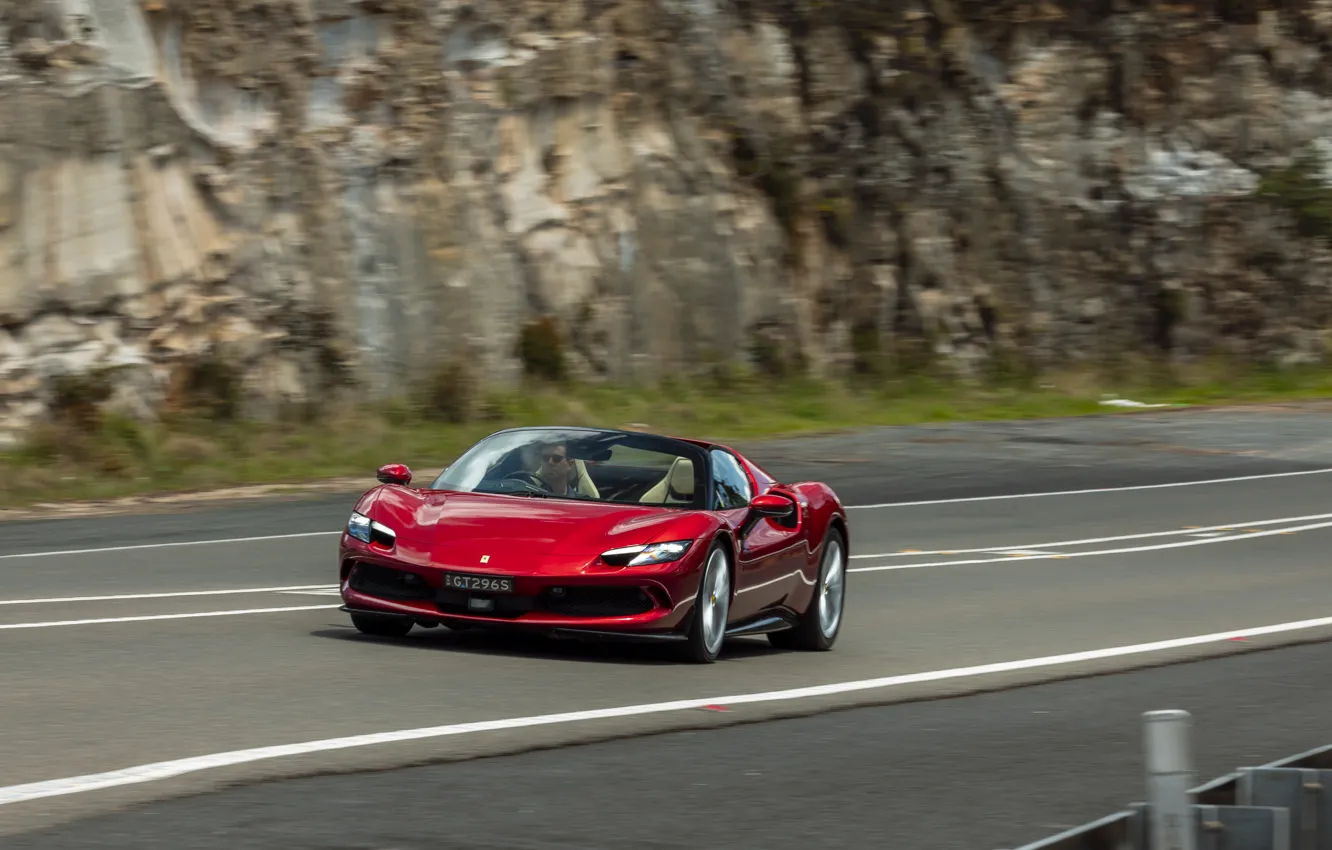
[709,448,800,619]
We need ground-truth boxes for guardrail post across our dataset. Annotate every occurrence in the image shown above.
[1145,710,1198,850]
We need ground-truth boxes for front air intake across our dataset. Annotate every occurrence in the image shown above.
[347,563,434,601]
[537,586,655,617]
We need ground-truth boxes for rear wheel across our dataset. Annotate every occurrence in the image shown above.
[681,541,732,664]
[768,526,846,652]
[351,612,415,638]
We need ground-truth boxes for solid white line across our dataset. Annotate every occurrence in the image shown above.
[846,467,1332,509]
[848,511,1332,559]
[7,511,1318,620]
[0,586,339,606]
[0,531,340,561]
[0,605,340,631]
[5,612,1332,807]
[1,467,1328,562]
[849,517,1332,573]
[9,510,1327,610]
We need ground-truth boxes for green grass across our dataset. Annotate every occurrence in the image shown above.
[3,359,1331,510]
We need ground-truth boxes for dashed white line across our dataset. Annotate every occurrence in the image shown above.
[850,511,1332,559]
[0,585,338,606]
[0,531,339,561]
[0,605,340,631]
[850,517,1332,573]
[4,612,1332,807]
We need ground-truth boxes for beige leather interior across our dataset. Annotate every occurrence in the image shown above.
[640,457,694,504]
[572,458,600,498]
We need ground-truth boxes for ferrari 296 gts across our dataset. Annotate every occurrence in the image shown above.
[337,425,849,663]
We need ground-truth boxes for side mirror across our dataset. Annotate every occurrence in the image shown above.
[749,493,795,520]
[376,463,413,486]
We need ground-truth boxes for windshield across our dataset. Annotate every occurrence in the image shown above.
[429,427,708,508]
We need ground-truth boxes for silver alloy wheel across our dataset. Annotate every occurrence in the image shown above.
[817,537,845,639]
[700,548,731,656]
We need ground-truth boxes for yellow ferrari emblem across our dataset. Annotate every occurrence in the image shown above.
[480,555,490,563]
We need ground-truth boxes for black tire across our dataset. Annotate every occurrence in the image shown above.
[350,612,415,638]
[768,526,846,652]
[679,540,733,664]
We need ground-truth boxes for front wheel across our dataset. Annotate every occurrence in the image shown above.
[351,612,414,638]
[680,541,732,664]
[768,526,846,652]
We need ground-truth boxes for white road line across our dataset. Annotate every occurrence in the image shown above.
[8,510,1329,610]
[846,467,1332,509]
[4,613,1332,808]
[3,511,1314,619]
[0,605,340,631]
[849,511,1332,559]
[0,586,338,606]
[0,531,340,561]
[1,467,1329,562]
[849,517,1332,573]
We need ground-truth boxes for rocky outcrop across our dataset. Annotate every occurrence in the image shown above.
[3,0,1332,442]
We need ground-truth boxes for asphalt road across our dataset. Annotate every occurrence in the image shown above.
[3,403,1332,846]
[9,639,1332,850]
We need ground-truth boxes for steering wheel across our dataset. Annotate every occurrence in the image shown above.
[503,470,547,490]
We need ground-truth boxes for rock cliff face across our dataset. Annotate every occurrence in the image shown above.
[3,0,1332,441]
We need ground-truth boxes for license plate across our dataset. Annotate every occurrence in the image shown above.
[441,572,515,594]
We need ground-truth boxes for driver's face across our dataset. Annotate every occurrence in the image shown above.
[540,445,570,482]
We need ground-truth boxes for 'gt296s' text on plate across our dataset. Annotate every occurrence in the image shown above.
[442,573,515,593]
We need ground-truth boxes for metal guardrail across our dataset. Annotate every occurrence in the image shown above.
[1013,710,1332,850]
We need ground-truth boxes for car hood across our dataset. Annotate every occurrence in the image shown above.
[370,488,700,558]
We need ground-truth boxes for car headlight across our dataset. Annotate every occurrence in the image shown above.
[600,540,692,567]
[346,511,396,547]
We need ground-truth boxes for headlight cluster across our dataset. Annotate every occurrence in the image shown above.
[346,511,397,547]
[600,540,692,567]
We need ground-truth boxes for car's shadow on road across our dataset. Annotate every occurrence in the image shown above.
[308,623,781,666]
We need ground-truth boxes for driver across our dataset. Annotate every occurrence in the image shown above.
[532,441,583,496]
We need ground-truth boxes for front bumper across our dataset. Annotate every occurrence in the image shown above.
[339,557,694,636]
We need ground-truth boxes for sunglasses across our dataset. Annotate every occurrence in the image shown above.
[543,454,570,464]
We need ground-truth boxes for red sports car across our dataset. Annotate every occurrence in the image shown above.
[337,425,849,663]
